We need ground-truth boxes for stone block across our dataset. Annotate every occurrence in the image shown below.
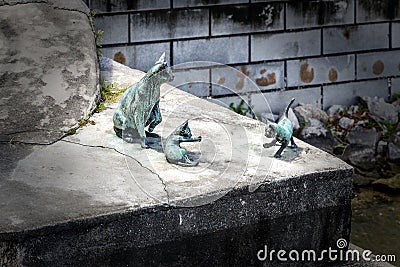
[357,51,400,79]
[0,57,353,266]
[323,23,389,54]
[211,3,284,36]
[170,67,210,97]
[251,30,321,61]
[90,0,170,12]
[392,22,400,48]
[286,0,354,29]
[323,80,388,109]
[173,36,248,65]
[101,42,171,71]
[95,15,128,45]
[251,87,322,115]
[287,55,355,86]
[392,77,400,96]
[173,0,248,8]
[211,62,284,96]
[130,9,209,42]
[0,1,99,143]
[357,0,400,22]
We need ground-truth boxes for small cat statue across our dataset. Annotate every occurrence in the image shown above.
[113,52,174,148]
[164,120,202,167]
[263,98,297,158]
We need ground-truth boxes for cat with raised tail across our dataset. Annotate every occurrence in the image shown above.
[263,98,297,158]
[113,52,174,148]
[164,120,202,167]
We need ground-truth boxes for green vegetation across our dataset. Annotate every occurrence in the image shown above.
[366,119,377,129]
[300,119,310,127]
[8,135,21,144]
[381,120,398,141]
[229,99,253,116]
[90,10,104,56]
[389,91,400,103]
[95,102,106,113]
[66,128,76,135]
[100,79,127,103]
[332,143,347,155]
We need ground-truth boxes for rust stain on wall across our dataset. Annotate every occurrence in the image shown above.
[362,66,367,72]
[217,77,225,85]
[343,29,350,40]
[260,68,266,74]
[236,66,250,90]
[256,73,276,86]
[300,63,314,83]
[372,60,384,75]
[114,51,126,65]
[328,68,338,82]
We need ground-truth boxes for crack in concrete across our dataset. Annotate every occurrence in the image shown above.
[61,139,171,206]
[0,133,69,146]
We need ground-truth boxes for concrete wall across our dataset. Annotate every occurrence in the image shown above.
[88,0,400,113]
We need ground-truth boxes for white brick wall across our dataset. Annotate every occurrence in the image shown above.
[173,36,248,65]
[323,79,388,108]
[357,51,400,79]
[287,55,355,86]
[130,9,209,42]
[251,30,321,61]
[92,0,400,110]
[323,23,389,54]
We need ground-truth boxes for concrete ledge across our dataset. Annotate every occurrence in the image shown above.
[0,58,353,266]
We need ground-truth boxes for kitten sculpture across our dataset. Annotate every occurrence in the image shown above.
[263,98,297,158]
[164,120,202,167]
[113,52,174,148]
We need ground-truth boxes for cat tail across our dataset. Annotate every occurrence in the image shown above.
[176,161,199,167]
[285,98,296,117]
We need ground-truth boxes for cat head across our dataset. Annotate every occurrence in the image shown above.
[148,52,174,82]
[175,120,192,138]
[265,122,277,138]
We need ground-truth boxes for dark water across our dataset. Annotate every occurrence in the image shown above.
[351,188,400,266]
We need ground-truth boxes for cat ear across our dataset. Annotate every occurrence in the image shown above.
[155,52,166,64]
[183,119,189,127]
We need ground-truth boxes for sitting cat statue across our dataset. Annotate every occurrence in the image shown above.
[263,98,297,158]
[113,52,174,148]
[164,120,202,167]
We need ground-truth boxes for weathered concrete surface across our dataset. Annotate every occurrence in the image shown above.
[0,0,99,144]
[0,58,353,266]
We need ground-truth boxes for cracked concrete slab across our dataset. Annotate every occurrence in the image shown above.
[0,57,352,233]
[0,57,354,265]
[0,140,168,233]
[0,0,98,144]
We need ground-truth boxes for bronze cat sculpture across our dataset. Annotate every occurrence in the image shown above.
[263,98,297,158]
[164,120,202,167]
[113,52,173,148]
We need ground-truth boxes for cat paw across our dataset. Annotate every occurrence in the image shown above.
[122,137,135,143]
[141,139,149,149]
[263,143,273,148]
[146,131,160,138]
